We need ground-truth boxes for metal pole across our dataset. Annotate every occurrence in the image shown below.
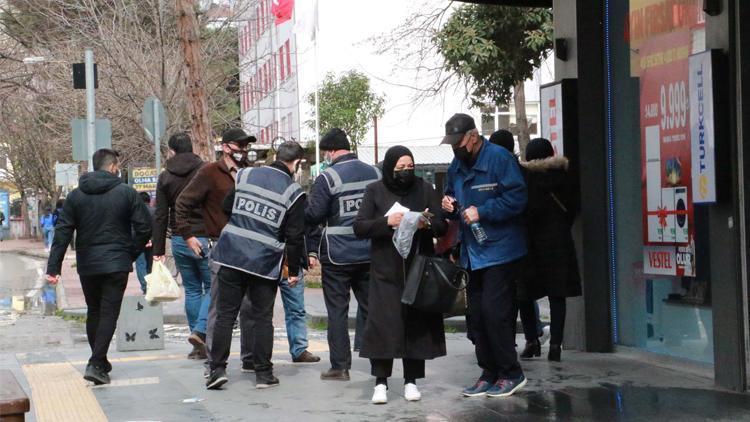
[373,115,378,165]
[313,0,320,175]
[85,48,96,171]
[154,98,161,172]
[272,17,281,134]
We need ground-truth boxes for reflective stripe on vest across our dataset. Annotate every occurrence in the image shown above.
[321,159,381,265]
[210,166,303,280]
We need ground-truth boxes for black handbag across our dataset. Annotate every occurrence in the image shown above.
[401,248,468,315]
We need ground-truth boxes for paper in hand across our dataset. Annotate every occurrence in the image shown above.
[384,201,410,217]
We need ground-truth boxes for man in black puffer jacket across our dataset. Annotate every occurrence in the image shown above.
[46,148,152,385]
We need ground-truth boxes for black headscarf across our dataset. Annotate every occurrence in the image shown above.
[382,145,416,196]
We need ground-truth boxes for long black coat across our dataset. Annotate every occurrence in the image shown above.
[353,179,448,360]
[519,156,582,300]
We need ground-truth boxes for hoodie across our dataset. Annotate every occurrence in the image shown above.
[152,153,206,255]
[46,171,152,277]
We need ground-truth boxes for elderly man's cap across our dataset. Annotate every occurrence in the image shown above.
[441,113,476,146]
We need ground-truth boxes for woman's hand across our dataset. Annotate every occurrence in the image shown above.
[417,209,429,229]
[387,212,404,228]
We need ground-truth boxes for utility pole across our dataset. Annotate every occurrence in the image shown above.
[85,48,96,171]
[175,0,214,162]
[373,115,379,165]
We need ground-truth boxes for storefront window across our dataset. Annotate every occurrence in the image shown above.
[612,0,713,364]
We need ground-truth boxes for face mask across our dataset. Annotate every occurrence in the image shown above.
[453,145,472,163]
[393,169,415,188]
[228,149,248,167]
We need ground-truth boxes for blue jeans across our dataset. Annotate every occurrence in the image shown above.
[172,236,212,334]
[44,227,54,249]
[135,252,149,293]
[280,271,309,359]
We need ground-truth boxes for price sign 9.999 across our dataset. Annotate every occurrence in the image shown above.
[660,81,688,131]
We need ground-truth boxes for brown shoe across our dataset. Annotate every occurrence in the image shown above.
[320,368,350,381]
[188,332,207,360]
[292,350,321,363]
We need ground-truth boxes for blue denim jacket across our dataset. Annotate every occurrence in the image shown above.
[444,140,527,270]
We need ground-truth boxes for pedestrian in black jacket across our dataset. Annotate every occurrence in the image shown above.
[517,138,581,362]
[151,132,212,359]
[353,146,448,404]
[46,149,152,385]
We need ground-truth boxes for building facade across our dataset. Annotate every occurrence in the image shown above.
[460,0,750,391]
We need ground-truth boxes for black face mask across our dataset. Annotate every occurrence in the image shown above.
[393,169,415,188]
[453,145,472,163]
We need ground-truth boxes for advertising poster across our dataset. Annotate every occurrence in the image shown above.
[130,167,158,197]
[689,51,716,203]
[540,82,564,156]
[640,30,696,277]
[0,191,9,228]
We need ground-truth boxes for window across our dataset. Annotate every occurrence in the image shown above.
[481,112,495,135]
[285,40,292,77]
[287,112,293,138]
[281,116,287,138]
[279,46,285,81]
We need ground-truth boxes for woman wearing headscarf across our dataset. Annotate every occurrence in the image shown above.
[353,146,448,405]
[517,138,582,362]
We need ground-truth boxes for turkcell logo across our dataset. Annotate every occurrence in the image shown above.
[235,195,284,226]
[339,194,364,217]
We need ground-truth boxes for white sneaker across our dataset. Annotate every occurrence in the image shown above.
[371,384,388,404]
[404,383,421,401]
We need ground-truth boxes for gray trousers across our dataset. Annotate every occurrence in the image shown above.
[206,260,254,364]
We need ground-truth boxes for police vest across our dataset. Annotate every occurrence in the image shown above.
[321,158,381,265]
[211,166,304,280]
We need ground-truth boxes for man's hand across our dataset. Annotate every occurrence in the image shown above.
[308,256,319,269]
[417,208,429,229]
[387,212,404,228]
[152,255,165,262]
[288,276,300,287]
[146,240,153,248]
[463,206,480,225]
[186,236,203,257]
[46,274,60,285]
[442,196,456,213]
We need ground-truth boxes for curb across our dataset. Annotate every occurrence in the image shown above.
[305,313,549,334]
[5,249,48,260]
[60,307,189,325]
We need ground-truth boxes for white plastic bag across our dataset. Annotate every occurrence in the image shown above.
[392,211,425,259]
[145,261,181,302]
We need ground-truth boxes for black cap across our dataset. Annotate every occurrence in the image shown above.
[489,129,515,153]
[441,113,476,146]
[525,138,554,161]
[319,128,350,151]
[221,128,256,145]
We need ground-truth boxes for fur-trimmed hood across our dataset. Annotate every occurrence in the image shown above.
[520,155,569,173]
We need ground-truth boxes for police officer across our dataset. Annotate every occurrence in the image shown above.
[205,141,307,390]
[440,113,529,398]
[306,128,381,381]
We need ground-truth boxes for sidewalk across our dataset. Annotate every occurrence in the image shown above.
[4,332,749,421]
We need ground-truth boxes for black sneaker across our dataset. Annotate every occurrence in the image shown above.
[241,361,255,373]
[255,373,280,389]
[103,359,113,374]
[206,367,228,390]
[84,364,110,385]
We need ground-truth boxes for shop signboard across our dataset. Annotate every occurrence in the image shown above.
[628,0,705,76]
[640,30,696,277]
[540,82,564,156]
[0,191,9,228]
[689,50,717,204]
[129,167,157,198]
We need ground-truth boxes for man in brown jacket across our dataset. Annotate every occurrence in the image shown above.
[176,128,257,374]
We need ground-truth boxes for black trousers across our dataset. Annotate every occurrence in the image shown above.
[519,296,566,345]
[208,266,278,374]
[467,261,524,381]
[370,359,425,380]
[79,272,129,367]
[321,263,370,370]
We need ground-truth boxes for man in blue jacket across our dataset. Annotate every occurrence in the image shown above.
[440,113,528,398]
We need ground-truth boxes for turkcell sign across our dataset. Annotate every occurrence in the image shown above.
[689,51,716,204]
